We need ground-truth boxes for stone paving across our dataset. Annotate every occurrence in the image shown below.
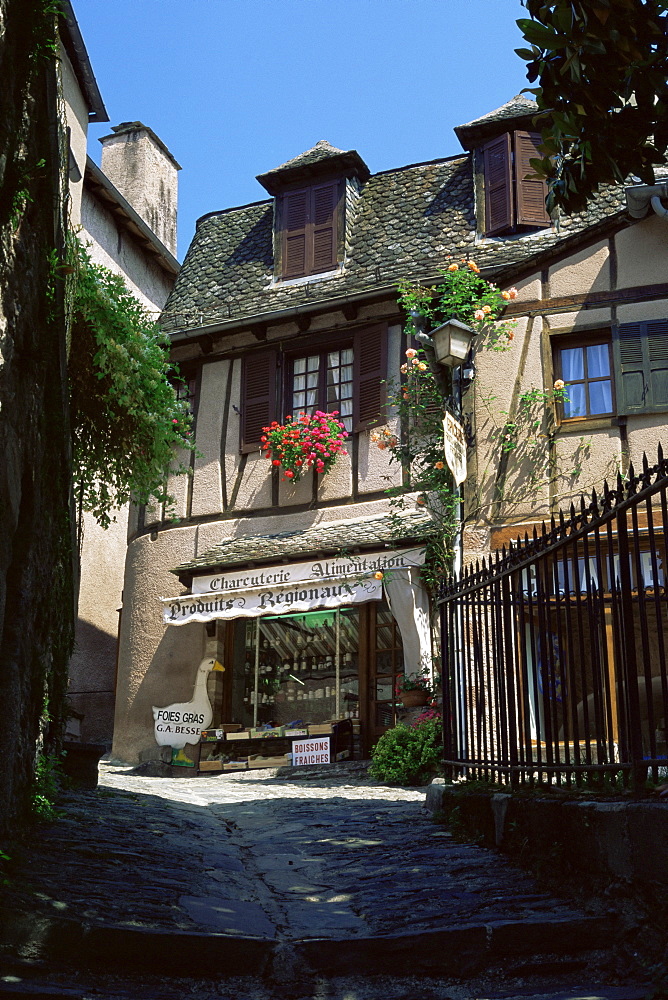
[4,759,591,942]
[0,759,635,999]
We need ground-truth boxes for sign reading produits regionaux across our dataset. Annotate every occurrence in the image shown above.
[160,547,425,625]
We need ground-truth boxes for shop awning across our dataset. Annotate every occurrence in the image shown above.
[170,510,434,584]
[160,547,426,626]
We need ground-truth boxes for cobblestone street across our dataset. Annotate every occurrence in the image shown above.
[0,760,641,999]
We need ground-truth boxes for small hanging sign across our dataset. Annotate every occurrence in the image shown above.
[442,411,467,486]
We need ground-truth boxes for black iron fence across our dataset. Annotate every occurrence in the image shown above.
[438,447,668,790]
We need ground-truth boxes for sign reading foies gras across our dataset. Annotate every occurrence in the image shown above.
[161,547,426,625]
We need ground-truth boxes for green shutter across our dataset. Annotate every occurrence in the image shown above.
[613,319,668,415]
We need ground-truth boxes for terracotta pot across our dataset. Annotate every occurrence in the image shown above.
[399,689,429,708]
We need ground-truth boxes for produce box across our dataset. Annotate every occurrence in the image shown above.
[225,730,251,741]
[250,727,285,739]
[284,728,308,737]
[308,723,332,735]
[223,760,248,771]
[200,729,224,742]
[199,759,223,771]
[247,753,291,768]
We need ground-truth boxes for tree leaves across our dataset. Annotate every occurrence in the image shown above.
[67,239,196,528]
[516,0,668,214]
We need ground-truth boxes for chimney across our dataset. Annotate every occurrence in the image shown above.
[99,122,180,256]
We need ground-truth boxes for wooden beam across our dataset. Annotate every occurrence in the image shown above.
[504,282,668,319]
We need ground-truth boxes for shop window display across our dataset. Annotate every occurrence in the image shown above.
[234,608,361,728]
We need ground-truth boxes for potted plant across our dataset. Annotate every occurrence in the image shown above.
[395,671,432,708]
[261,410,348,482]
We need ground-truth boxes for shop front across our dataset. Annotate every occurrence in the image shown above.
[159,544,431,768]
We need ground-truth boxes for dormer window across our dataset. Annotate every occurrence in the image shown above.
[256,140,370,284]
[280,181,340,279]
[482,130,551,237]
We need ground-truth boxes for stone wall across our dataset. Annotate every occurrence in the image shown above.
[0,0,77,834]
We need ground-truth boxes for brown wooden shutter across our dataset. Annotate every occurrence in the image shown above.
[281,190,308,278]
[483,133,513,236]
[514,131,551,227]
[240,349,278,453]
[353,324,387,432]
[310,181,338,274]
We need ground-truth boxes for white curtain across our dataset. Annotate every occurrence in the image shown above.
[383,567,432,677]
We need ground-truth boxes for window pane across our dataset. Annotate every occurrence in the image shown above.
[563,382,586,418]
[561,348,584,381]
[341,383,353,399]
[306,389,317,407]
[294,375,305,391]
[307,356,320,372]
[306,372,319,389]
[589,380,612,414]
[293,392,305,409]
[327,368,340,385]
[294,358,306,375]
[341,365,353,381]
[327,385,341,404]
[587,343,610,378]
[328,351,341,367]
[341,349,353,365]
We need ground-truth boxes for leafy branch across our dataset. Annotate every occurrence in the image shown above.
[66,238,197,528]
[517,0,668,214]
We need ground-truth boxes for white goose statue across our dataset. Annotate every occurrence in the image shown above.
[152,656,225,765]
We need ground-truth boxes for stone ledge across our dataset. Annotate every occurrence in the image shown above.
[425,779,668,892]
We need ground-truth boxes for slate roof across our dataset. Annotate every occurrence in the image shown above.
[263,140,346,174]
[458,95,538,130]
[256,141,371,195]
[160,105,634,336]
[173,509,435,578]
[162,154,477,331]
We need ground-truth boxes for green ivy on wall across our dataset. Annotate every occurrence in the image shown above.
[66,238,197,528]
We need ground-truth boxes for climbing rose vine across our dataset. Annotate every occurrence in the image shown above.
[261,411,348,481]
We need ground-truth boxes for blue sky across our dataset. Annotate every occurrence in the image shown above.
[74,0,530,261]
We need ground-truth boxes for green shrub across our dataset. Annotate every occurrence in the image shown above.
[32,752,64,822]
[369,719,442,785]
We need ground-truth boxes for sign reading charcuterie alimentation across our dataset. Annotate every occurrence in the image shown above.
[190,547,425,596]
[160,547,425,626]
[292,737,330,766]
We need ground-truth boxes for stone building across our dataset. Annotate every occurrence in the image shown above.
[112,97,668,767]
[60,4,181,746]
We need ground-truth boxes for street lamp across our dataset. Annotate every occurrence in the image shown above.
[421,319,475,772]
[413,317,476,412]
[428,319,475,370]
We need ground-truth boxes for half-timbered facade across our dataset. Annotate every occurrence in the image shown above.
[112,96,668,766]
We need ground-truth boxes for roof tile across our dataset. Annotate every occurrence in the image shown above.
[173,510,435,576]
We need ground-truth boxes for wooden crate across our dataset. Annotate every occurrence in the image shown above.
[247,754,291,769]
[199,759,223,771]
